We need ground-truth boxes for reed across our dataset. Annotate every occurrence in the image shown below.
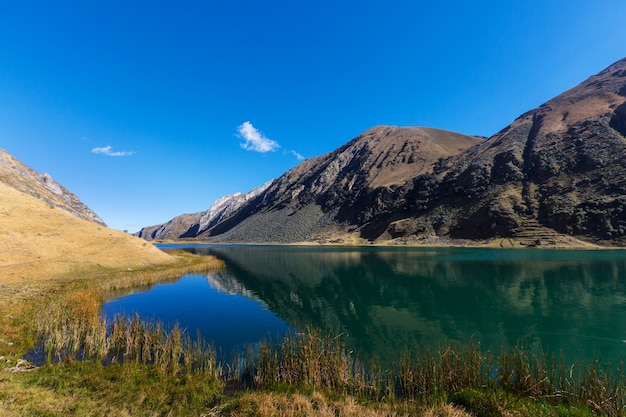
[249,328,370,396]
[29,252,225,372]
[25,251,626,416]
[35,307,220,379]
[95,250,225,294]
[31,296,626,416]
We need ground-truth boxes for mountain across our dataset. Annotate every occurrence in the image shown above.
[0,150,173,282]
[0,148,106,225]
[377,56,626,246]
[138,56,626,247]
[135,180,274,240]
[136,212,203,241]
[138,126,482,242]
[202,126,484,243]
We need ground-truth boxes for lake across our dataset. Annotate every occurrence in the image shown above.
[102,245,626,366]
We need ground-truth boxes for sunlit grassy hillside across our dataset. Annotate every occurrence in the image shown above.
[0,181,174,285]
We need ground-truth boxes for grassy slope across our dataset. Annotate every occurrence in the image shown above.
[0,182,175,415]
[0,181,174,284]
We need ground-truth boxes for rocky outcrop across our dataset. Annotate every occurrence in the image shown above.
[0,148,106,226]
[135,212,204,240]
[197,180,274,233]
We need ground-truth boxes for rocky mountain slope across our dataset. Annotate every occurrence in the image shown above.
[138,56,626,247]
[0,151,173,282]
[368,56,626,246]
[136,212,203,241]
[202,126,483,243]
[0,148,106,225]
[136,180,274,240]
[138,127,482,241]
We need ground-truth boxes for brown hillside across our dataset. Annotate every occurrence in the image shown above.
[136,212,203,240]
[362,57,626,246]
[360,126,483,188]
[137,126,482,243]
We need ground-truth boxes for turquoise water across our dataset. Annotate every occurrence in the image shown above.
[102,245,626,365]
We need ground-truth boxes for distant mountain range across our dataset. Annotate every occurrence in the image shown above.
[138,56,626,247]
[136,180,273,240]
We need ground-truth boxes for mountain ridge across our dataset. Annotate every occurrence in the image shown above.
[138,56,626,247]
[138,126,483,241]
[359,56,626,246]
[135,180,274,240]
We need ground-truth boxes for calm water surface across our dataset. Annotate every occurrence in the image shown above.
[102,246,626,365]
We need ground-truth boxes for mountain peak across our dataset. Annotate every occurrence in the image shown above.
[349,125,484,188]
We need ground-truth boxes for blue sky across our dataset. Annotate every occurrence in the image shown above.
[1,1,625,232]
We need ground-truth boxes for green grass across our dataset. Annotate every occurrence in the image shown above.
[22,361,225,416]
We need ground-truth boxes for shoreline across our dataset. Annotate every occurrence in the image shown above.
[148,235,621,250]
[2,247,625,416]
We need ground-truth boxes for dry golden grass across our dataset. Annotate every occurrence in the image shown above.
[232,391,473,417]
[0,181,230,416]
[0,181,174,285]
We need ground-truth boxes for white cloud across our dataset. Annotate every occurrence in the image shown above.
[288,150,305,161]
[91,145,135,157]
[237,121,280,153]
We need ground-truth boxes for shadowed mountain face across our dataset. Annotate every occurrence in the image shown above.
[137,126,480,242]
[135,181,274,240]
[0,148,106,226]
[136,212,204,240]
[139,57,626,246]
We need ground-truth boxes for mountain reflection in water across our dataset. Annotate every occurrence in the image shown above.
[155,246,626,365]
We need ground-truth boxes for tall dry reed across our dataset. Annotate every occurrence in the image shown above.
[250,328,370,396]
[27,251,626,415]
[33,299,626,415]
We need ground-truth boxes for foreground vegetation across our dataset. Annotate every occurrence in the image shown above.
[2,252,626,416]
